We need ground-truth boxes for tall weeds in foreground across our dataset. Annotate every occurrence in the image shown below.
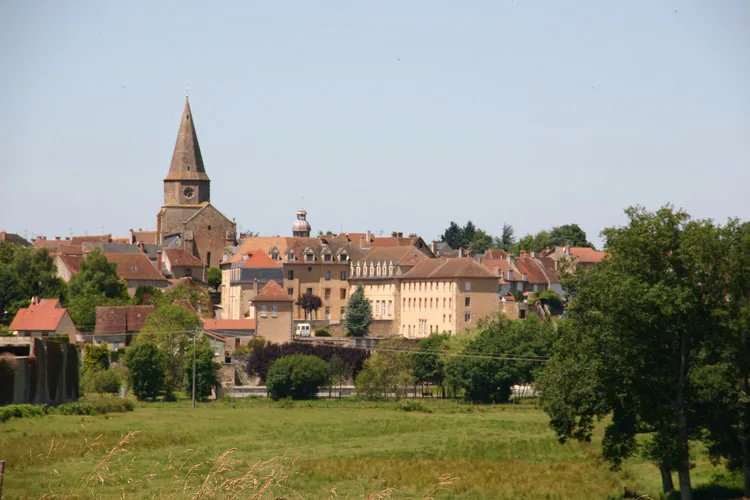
[45,432,455,498]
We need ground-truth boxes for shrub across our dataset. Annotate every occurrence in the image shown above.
[55,398,134,415]
[84,343,110,373]
[125,342,165,401]
[82,369,121,395]
[314,329,332,337]
[185,339,220,402]
[266,354,330,400]
[0,404,48,422]
[396,400,432,413]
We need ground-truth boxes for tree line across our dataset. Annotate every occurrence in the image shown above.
[439,221,594,254]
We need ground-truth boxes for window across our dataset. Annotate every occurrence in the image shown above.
[324,253,332,262]
[288,270,294,280]
[340,306,345,318]
[340,288,347,299]
[113,341,120,351]
[465,297,471,307]
[207,252,212,267]
[341,271,347,280]
[308,266,313,272]
[533,284,539,292]
[260,305,267,317]
[508,270,514,280]
[465,281,471,291]
[324,288,331,300]
[449,298,452,308]
[271,305,278,317]
[306,287,313,295]
[465,312,471,323]
[325,271,331,281]
[430,298,433,309]
[207,225,212,230]
[443,314,446,323]
[305,253,314,262]
[443,298,446,309]
[388,300,393,316]
[287,288,294,296]
[235,338,241,349]
[325,307,331,320]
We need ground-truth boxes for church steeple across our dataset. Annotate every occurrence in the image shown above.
[163,96,210,205]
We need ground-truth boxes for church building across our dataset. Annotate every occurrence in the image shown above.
[156,97,237,268]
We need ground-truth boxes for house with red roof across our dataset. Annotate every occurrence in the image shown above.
[543,246,609,271]
[9,298,79,343]
[251,280,294,344]
[219,249,284,320]
[93,305,155,351]
[162,248,205,281]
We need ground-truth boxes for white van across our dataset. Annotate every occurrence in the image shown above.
[295,323,312,337]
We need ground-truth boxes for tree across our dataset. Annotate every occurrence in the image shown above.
[344,285,372,337]
[137,305,201,393]
[185,338,220,402]
[0,245,67,325]
[440,222,462,249]
[125,342,165,400]
[83,343,110,373]
[410,334,449,397]
[295,292,322,320]
[206,267,221,291]
[355,338,415,399]
[67,248,129,331]
[470,230,493,254]
[461,221,477,249]
[538,205,728,500]
[494,223,516,252]
[266,354,330,400]
[133,285,163,306]
[329,354,352,398]
[549,224,593,248]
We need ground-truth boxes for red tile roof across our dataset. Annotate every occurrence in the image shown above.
[9,299,69,332]
[95,305,155,334]
[106,253,168,282]
[202,318,256,332]
[71,234,112,245]
[57,255,83,275]
[240,249,282,269]
[570,247,608,264]
[132,231,158,245]
[164,248,204,268]
[402,258,497,280]
[252,280,294,302]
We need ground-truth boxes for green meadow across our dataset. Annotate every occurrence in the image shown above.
[0,398,741,499]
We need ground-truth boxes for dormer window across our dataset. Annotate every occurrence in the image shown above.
[323,253,332,262]
[338,252,348,262]
[286,250,295,261]
[305,252,315,262]
[508,270,514,280]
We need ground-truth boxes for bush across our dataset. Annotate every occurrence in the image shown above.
[0,404,49,422]
[314,329,332,337]
[125,342,166,401]
[84,343,111,373]
[266,354,330,400]
[55,398,134,415]
[82,369,121,395]
[396,400,432,413]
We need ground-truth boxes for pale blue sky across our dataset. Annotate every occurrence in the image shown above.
[1,1,748,248]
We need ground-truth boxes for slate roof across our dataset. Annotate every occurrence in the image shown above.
[1,231,31,247]
[165,97,209,182]
[9,299,69,332]
[402,258,497,280]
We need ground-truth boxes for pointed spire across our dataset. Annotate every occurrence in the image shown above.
[165,96,209,181]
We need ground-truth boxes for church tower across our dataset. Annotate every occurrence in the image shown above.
[163,97,210,205]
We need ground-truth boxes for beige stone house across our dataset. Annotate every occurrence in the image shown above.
[9,298,79,343]
[347,246,431,329]
[162,248,205,280]
[399,258,499,338]
[250,280,295,344]
[220,249,283,320]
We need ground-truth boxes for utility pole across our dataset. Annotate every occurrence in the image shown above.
[192,303,202,409]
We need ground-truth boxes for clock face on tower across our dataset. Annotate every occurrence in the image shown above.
[183,187,195,200]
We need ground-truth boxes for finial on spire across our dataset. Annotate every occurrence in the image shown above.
[185,87,189,100]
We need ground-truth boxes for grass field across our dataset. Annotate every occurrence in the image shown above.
[0,398,742,499]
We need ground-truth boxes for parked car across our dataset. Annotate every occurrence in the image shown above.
[295,323,311,337]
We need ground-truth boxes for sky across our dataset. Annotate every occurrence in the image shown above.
[1,1,748,249]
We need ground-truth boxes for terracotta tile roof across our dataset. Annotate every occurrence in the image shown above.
[501,293,516,302]
[57,255,83,275]
[515,257,550,285]
[106,253,168,282]
[112,238,130,244]
[483,249,510,260]
[132,231,158,245]
[226,237,366,265]
[35,240,84,254]
[172,299,197,315]
[570,247,608,264]
[239,249,282,269]
[481,258,521,280]
[202,318,256,332]
[402,258,497,280]
[164,248,204,268]
[9,299,69,332]
[95,305,155,334]
[71,235,112,245]
[252,280,294,302]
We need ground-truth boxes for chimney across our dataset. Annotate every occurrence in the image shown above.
[129,229,135,244]
[366,230,372,243]
[430,240,438,255]
[65,237,70,240]
[55,236,61,240]
[156,249,163,272]
[138,241,146,253]
[458,247,464,258]
[391,231,398,237]
[398,232,404,238]
[253,277,259,295]
[360,235,365,249]
[564,245,571,256]
[407,233,415,238]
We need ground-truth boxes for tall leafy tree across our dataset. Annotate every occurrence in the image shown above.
[549,224,593,248]
[67,248,129,331]
[344,285,372,337]
[185,338,220,402]
[440,222,462,249]
[125,342,166,401]
[410,334,449,397]
[470,229,493,254]
[461,221,477,249]
[296,292,322,320]
[206,267,221,291]
[494,223,516,252]
[538,205,727,500]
